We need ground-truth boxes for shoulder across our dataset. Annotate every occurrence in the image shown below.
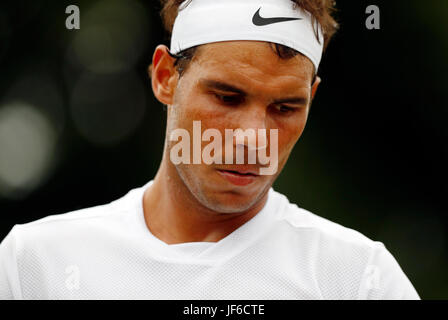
[2,185,143,253]
[269,189,420,299]
[12,201,117,240]
[271,189,379,250]
[0,185,146,299]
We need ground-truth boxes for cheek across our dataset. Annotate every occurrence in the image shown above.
[276,113,308,156]
[174,83,215,120]
[181,93,235,131]
[170,88,203,131]
[169,89,230,155]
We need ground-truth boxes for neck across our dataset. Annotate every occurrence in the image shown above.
[142,148,268,244]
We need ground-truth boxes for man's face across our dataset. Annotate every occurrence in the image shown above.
[164,41,316,214]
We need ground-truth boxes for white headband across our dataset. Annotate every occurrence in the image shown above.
[170,0,324,72]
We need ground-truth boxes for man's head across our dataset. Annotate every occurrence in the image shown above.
[150,0,338,215]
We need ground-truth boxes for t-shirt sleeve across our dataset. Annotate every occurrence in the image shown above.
[357,242,420,300]
[0,226,22,300]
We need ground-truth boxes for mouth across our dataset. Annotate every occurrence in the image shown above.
[217,168,259,186]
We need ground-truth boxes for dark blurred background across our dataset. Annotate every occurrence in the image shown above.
[0,0,446,299]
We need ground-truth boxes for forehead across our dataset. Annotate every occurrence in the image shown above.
[189,41,314,90]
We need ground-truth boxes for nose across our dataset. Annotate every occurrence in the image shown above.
[232,105,268,151]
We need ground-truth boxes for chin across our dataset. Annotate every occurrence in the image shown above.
[196,186,265,215]
[176,165,270,214]
[201,198,255,215]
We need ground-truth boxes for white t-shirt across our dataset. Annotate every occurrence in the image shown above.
[0,181,419,300]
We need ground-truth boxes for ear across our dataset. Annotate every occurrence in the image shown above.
[311,76,321,100]
[150,44,178,105]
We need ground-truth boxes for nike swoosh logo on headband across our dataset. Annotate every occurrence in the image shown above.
[252,7,302,26]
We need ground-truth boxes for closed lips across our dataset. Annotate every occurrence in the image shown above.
[220,170,257,176]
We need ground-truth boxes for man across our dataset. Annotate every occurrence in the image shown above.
[0,0,419,299]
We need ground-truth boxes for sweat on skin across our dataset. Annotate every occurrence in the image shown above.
[147,41,319,244]
[169,120,279,175]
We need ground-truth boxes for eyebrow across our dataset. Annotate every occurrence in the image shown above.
[200,79,246,96]
[272,96,308,105]
[199,79,308,105]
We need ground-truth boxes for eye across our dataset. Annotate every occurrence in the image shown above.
[273,105,296,114]
[213,93,243,105]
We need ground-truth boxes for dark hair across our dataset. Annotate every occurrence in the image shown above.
[167,45,316,84]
